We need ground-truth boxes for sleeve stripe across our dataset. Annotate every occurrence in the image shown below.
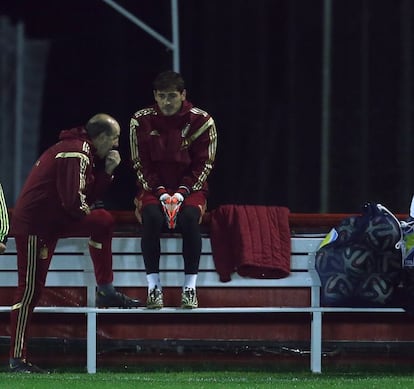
[0,184,9,241]
[130,118,151,191]
[192,119,218,191]
[55,150,90,213]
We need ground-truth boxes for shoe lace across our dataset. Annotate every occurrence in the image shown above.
[183,288,195,301]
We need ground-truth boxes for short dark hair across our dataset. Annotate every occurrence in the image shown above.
[153,71,185,92]
[85,113,116,139]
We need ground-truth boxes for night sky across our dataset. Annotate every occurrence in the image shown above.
[1,0,413,214]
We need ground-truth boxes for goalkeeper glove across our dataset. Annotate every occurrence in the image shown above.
[160,193,183,229]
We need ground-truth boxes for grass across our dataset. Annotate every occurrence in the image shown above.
[2,371,414,389]
[2,366,414,389]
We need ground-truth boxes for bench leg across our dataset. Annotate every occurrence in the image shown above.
[87,311,97,374]
[310,311,322,373]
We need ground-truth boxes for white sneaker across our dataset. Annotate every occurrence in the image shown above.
[147,288,164,309]
[181,287,198,309]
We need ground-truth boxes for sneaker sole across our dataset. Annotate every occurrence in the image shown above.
[146,305,163,309]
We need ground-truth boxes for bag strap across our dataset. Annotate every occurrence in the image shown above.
[409,194,414,218]
[376,203,404,250]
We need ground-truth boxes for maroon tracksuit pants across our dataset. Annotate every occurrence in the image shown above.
[10,209,114,360]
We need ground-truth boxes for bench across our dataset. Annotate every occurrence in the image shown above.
[0,233,327,373]
[0,229,408,374]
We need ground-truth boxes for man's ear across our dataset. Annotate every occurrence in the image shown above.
[91,132,104,147]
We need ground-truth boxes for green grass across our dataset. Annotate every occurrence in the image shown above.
[2,369,414,389]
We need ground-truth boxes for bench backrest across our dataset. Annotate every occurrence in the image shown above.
[0,236,323,306]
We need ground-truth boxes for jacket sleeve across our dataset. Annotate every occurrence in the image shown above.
[180,116,218,192]
[55,151,92,219]
[0,183,9,243]
[130,115,166,197]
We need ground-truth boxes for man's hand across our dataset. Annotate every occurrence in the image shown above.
[159,193,171,204]
[0,242,6,254]
[105,150,121,175]
[160,193,183,229]
[171,193,184,203]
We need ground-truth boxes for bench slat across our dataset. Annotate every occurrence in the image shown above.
[0,255,316,271]
[0,270,320,288]
[110,270,320,288]
[0,306,404,314]
[3,236,324,253]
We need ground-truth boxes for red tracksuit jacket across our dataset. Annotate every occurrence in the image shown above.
[129,100,217,199]
[11,127,113,236]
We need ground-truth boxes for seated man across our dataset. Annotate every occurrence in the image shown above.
[9,113,142,373]
[130,71,217,309]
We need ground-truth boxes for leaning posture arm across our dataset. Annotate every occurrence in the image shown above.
[179,116,217,192]
[0,183,9,253]
[129,111,164,193]
[55,150,94,218]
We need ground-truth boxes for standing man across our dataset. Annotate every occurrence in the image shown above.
[0,183,9,254]
[9,113,142,373]
[130,71,217,309]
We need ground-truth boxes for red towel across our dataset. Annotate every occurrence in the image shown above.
[209,205,291,282]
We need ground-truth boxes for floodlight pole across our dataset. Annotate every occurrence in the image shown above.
[14,22,24,200]
[320,0,332,212]
[101,0,180,72]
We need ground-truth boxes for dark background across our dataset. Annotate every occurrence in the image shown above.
[1,0,414,214]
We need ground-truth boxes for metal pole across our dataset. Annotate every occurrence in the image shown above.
[399,0,412,206]
[14,22,24,202]
[0,18,7,185]
[171,0,180,72]
[101,0,179,71]
[101,0,175,49]
[320,0,332,212]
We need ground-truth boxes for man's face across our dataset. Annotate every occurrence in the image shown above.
[154,89,186,116]
[94,123,120,159]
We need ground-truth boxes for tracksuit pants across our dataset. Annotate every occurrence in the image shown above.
[10,209,114,360]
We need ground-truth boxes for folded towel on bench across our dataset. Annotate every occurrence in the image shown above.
[209,205,291,282]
